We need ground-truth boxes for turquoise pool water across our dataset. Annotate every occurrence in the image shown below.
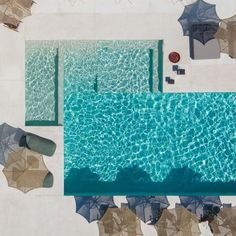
[63,41,236,195]
[25,40,236,195]
[65,92,235,183]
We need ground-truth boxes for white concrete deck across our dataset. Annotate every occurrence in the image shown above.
[0,0,236,235]
[23,0,236,93]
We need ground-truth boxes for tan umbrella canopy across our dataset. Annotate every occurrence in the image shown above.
[155,208,201,236]
[98,207,144,236]
[1,14,20,29]
[15,0,34,9]
[2,148,53,193]
[0,0,33,30]
[209,206,236,236]
[215,15,236,59]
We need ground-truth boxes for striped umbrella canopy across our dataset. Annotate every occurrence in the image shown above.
[0,122,25,165]
[210,206,236,236]
[126,196,170,224]
[74,196,117,223]
[215,15,236,59]
[98,207,143,236]
[3,148,53,193]
[178,0,220,44]
[179,196,222,220]
[155,208,201,236]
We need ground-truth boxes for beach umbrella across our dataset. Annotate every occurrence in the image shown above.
[14,0,34,9]
[155,208,201,236]
[215,15,236,58]
[210,206,236,236]
[74,196,117,223]
[178,0,220,44]
[98,207,143,236]
[0,122,25,165]
[3,148,53,193]
[179,196,222,220]
[1,14,20,29]
[0,0,33,30]
[126,196,170,224]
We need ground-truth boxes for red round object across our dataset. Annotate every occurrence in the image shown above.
[168,52,180,63]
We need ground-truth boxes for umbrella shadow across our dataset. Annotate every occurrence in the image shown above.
[64,166,236,195]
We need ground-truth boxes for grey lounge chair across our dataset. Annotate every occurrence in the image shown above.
[20,133,56,157]
[189,38,220,60]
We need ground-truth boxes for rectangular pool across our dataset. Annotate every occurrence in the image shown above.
[25,40,236,195]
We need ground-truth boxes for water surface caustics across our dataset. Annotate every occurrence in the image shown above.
[63,41,236,185]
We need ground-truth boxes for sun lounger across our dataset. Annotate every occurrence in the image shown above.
[189,37,220,60]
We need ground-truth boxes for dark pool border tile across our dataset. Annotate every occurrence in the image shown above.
[158,40,164,93]
[25,120,61,126]
[64,166,236,196]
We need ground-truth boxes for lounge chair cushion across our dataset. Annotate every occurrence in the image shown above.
[42,172,54,188]
[20,133,56,156]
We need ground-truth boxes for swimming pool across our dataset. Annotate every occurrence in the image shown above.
[64,92,236,195]
[25,40,236,195]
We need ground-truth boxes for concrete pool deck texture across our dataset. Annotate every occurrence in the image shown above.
[0,0,236,235]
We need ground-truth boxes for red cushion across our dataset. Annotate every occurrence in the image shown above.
[168,52,180,63]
